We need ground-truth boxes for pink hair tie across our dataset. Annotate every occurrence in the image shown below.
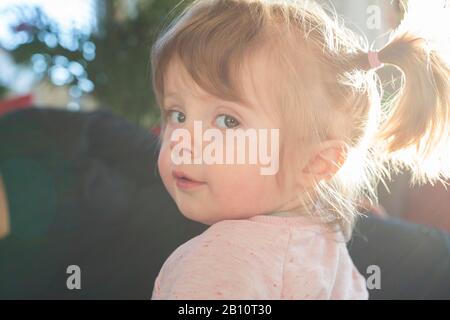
[367,51,383,69]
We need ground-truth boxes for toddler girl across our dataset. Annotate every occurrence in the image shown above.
[150,0,450,299]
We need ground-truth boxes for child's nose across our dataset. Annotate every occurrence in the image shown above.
[169,120,204,161]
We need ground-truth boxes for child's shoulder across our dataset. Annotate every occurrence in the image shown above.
[164,218,288,267]
[157,218,290,290]
[205,217,289,243]
[192,218,289,259]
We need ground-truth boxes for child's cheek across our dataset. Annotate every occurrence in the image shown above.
[158,143,174,193]
[208,164,273,217]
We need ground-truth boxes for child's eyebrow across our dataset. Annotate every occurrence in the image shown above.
[162,92,182,108]
[164,91,253,109]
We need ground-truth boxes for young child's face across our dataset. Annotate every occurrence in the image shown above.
[158,57,296,225]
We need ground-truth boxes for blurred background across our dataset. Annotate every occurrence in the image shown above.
[0,0,448,232]
[0,0,449,300]
[0,0,183,126]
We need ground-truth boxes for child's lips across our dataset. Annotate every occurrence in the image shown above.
[172,170,206,190]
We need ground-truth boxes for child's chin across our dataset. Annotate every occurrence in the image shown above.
[178,206,216,226]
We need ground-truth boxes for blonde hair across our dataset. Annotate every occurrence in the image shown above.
[151,0,450,237]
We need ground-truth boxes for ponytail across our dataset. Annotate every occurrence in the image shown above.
[373,32,450,186]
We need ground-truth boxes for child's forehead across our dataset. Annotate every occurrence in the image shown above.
[162,54,279,113]
[163,59,216,103]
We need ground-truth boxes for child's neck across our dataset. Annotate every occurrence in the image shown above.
[266,201,318,218]
[268,211,305,217]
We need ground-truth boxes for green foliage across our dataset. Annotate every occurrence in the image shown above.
[3,0,188,126]
[87,0,185,126]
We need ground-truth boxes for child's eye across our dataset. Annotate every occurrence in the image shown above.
[166,110,186,124]
[215,114,240,129]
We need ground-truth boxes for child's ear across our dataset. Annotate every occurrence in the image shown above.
[299,140,348,187]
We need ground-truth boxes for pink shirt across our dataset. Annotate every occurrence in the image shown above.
[152,214,368,299]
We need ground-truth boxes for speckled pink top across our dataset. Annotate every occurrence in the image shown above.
[151,214,368,300]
